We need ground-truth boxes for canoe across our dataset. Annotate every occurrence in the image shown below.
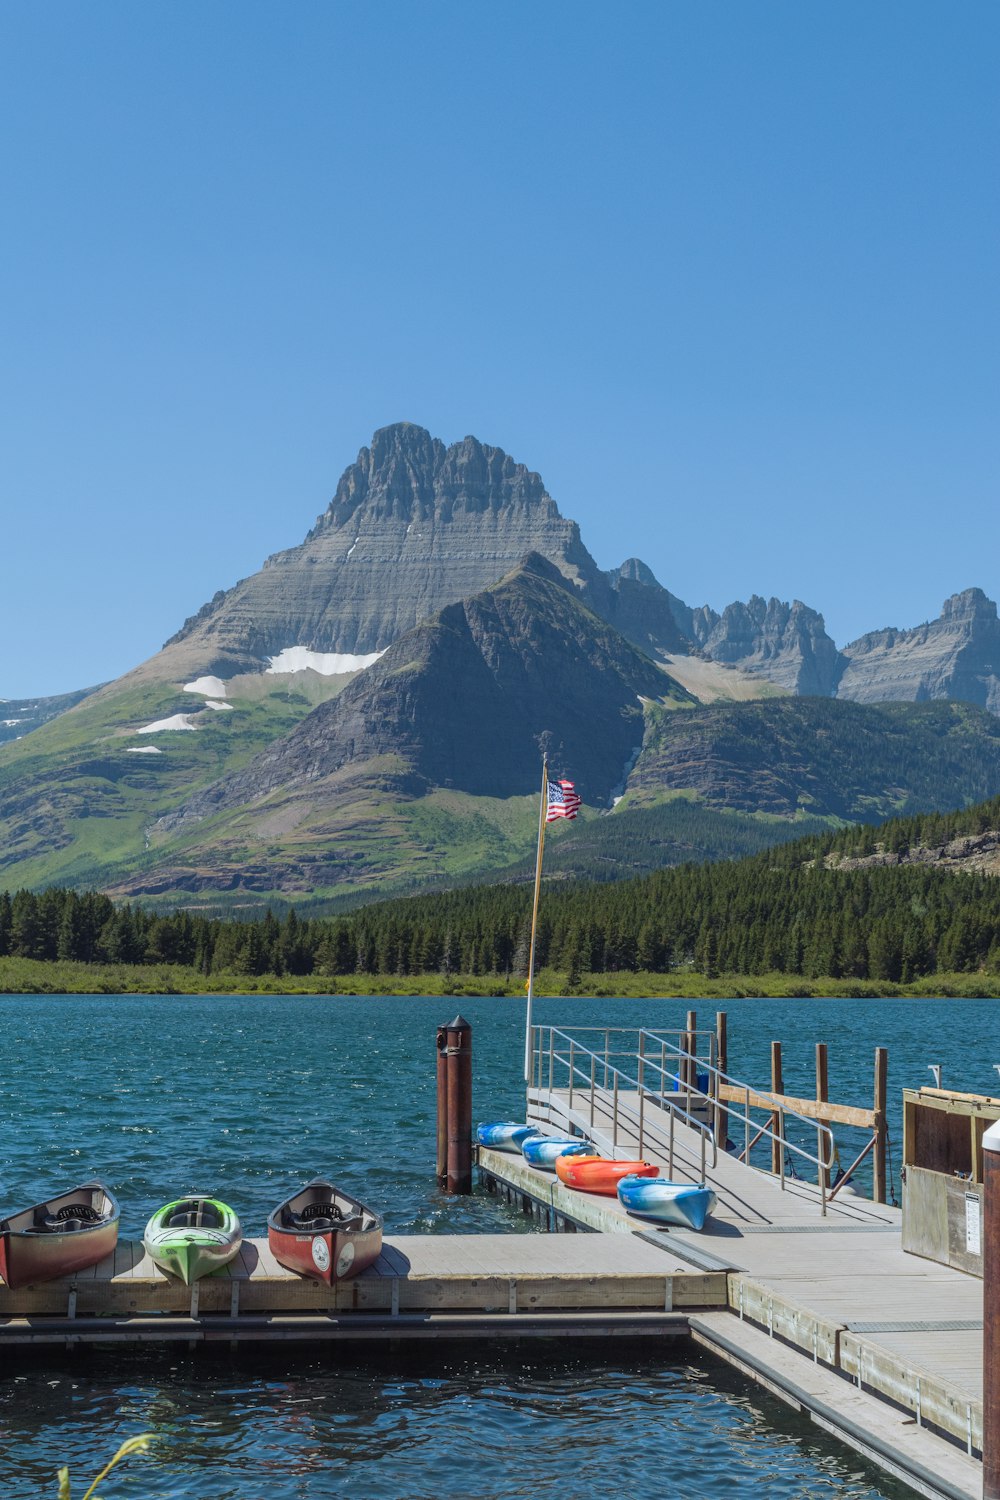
[555,1156,659,1195]
[521,1136,592,1170]
[476,1122,540,1152]
[616,1175,718,1230]
[268,1179,383,1284]
[143,1196,242,1284]
[0,1181,119,1290]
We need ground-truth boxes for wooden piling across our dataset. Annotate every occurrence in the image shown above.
[445,1014,473,1194]
[770,1041,783,1175]
[984,1118,1000,1499]
[873,1046,888,1205]
[435,1023,449,1186]
[816,1043,829,1190]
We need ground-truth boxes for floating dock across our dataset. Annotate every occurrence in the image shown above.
[2,1018,991,1500]
[0,1231,721,1357]
[479,1020,988,1500]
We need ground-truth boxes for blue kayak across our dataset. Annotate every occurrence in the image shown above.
[476,1122,540,1152]
[521,1136,592,1170]
[616,1175,718,1231]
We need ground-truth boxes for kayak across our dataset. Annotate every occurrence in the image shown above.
[555,1156,659,1195]
[0,1182,119,1290]
[143,1196,242,1284]
[616,1175,718,1230]
[521,1136,592,1170]
[476,1122,540,1152]
[268,1179,383,1284]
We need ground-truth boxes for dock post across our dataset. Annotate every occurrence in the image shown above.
[445,1014,473,1194]
[816,1043,830,1191]
[714,1012,728,1146]
[983,1118,1000,1498]
[436,1022,449,1186]
[770,1042,784,1175]
[873,1046,888,1204]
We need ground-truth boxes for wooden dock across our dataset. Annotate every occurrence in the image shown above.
[3,1016,992,1500]
[0,1231,721,1343]
[473,1075,988,1500]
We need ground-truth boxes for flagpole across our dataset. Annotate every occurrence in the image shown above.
[524,754,548,1083]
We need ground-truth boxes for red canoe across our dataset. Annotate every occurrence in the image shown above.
[0,1181,120,1289]
[267,1179,383,1284]
[555,1156,659,1195]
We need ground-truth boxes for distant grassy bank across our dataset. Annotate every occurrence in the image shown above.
[2,956,998,999]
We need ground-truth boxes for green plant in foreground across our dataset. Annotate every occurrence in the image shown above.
[57,1434,155,1499]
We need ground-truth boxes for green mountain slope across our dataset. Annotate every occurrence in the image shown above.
[0,684,101,746]
[626,697,1000,819]
[0,675,348,891]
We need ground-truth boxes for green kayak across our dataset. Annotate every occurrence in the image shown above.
[142,1196,242,1284]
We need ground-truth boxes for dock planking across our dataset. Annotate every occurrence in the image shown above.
[489,1088,987,1482]
[0,1232,725,1324]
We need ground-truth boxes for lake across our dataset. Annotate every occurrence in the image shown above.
[2,992,994,1498]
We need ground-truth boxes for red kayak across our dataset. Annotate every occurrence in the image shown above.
[555,1156,659,1195]
[0,1182,119,1289]
[268,1179,383,1284]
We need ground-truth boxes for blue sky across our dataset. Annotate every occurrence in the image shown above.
[2,1,997,697]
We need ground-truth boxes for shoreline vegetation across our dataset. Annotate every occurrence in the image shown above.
[5,800,1000,1003]
[2,956,999,999]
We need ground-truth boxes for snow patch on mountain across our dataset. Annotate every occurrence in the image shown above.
[127,745,164,754]
[265,647,385,676]
[204,700,233,711]
[139,713,198,733]
[184,676,228,698]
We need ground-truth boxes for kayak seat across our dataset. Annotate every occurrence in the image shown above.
[301,1202,346,1221]
[168,1211,200,1228]
[55,1203,102,1223]
[282,1203,350,1230]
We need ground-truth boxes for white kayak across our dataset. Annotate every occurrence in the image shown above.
[616,1175,717,1231]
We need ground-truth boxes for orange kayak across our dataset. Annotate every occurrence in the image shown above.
[555,1155,659,1195]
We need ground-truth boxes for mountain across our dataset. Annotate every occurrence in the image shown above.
[118,556,692,900]
[691,596,843,695]
[658,586,1000,709]
[114,608,1000,908]
[0,686,101,746]
[837,589,1000,711]
[162,554,686,824]
[159,424,602,676]
[624,697,1000,820]
[4,418,1000,910]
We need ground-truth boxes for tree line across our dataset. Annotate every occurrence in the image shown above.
[4,791,1000,983]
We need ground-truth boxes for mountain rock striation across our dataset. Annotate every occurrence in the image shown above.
[837,589,1000,711]
[160,554,690,834]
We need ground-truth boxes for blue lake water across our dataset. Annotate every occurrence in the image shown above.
[2,991,996,1498]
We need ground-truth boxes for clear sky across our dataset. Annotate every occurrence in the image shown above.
[2,1,997,697]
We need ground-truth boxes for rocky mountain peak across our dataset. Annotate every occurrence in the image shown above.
[160,424,600,676]
[615,558,661,588]
[839,588,1000,712]
[687,593,842,695]
[311,424,552,539]
[940,588,996,623]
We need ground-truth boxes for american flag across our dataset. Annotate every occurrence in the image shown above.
[546,777,581,822]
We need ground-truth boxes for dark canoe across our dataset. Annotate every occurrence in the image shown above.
[0,1181,120,1289]
[267,1180,383,1285]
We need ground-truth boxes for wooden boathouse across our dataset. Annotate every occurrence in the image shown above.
[1,1015,994,1500]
